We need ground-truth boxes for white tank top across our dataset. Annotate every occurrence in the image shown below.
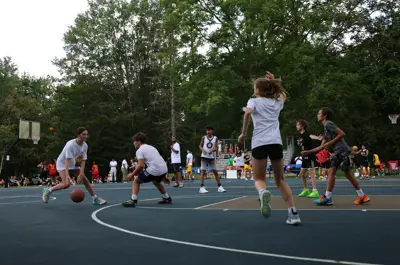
[201,135,217,159]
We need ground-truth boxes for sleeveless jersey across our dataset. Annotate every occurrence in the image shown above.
[360,149,368,157]
[201,135,217,159]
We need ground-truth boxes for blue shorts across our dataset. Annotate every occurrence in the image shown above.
[138,171,167,183]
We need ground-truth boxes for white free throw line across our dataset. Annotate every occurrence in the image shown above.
[194,196,247,209]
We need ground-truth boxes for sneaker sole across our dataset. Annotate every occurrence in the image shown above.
[260,191,272,218]
[286,219,302,225]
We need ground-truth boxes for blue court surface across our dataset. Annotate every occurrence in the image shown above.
[1,178,399,265]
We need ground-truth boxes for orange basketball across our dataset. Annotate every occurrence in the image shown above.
[70,188,85,203]
[49,127,54,132]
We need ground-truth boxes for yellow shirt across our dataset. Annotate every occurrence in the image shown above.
[373,154,380,165]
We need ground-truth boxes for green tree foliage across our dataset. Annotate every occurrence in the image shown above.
[1,0,399,178]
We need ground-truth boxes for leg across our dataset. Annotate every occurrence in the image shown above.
[307,167,319,198]
[153,179,172,204]
[298,168,309,196]
[42,170,71,203]
[271,159,295,209]
[199,159,209,193]
[213,169,226,192]
[122,176,142,207]
[314,157,339,206]
[342,160,370,205]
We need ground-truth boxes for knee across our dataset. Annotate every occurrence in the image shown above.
[63,182,71,189]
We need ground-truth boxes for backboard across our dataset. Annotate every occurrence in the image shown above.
[19,119,41,144]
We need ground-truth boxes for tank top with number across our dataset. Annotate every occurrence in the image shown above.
[201,135,217,159]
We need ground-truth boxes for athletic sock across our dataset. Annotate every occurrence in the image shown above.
[325,191,332,199]
[258,189,265,197]
[200,184,204,187]
[312,189,318,191]
[217,183,221,187]
[48,188,53,193]
[131,194,138,200]
[92,195,97,199]
[356,189,364,197]
[162,193,169,199]
[288,207,297,214]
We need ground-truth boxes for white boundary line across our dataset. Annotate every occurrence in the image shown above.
[194,196,247,209]
[91,195,383,265]
[0,196,56,205]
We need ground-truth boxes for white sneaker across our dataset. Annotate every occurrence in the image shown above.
[199,187,208,194]
[286,211,301,225]
[217,186,226,193]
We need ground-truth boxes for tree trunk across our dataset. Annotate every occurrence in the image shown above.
[170,79,176,137]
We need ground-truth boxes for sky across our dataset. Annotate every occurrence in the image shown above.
[0,0,88,78]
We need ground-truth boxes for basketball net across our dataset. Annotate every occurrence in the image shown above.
[32,138,39,145]
[388,114,399,124]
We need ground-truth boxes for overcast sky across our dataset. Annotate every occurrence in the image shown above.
[0,0,88,77]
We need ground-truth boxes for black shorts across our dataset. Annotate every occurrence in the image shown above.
[138,171,167,183]
[301,155,316,169]
[171,163,181,173]
[361,159,369,167]
[321,161,330,169]
[252,144,283,160]
[331,151,351,172]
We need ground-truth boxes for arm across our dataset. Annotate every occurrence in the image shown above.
[211,137,219,153]
[65,158,70,176]
[79,160,86,176]
[199,136,206,154]
[310,134,323,140]
[301,139,327,156]
[325,127,346,147]
[239,108,253,143]
[130,159,144,177]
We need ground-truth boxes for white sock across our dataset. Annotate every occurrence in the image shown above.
[258,189,265,197]
[288,207,297,214]
[92,195,97,199]
[131,194,138,200]
[162,193,169,199]
[356,189,364,197]
[312,189,318,191]
[48,188,53,193]
[325,191,332,198]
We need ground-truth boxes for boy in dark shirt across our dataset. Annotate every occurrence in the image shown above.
[296,120,319,198]
[301,107,370,206]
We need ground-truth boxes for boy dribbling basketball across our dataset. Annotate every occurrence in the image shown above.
[42,127,107,205]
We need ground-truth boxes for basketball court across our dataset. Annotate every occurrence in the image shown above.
[1,178,399,265]
[1,116,399,265]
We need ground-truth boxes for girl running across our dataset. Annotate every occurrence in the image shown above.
[238,71,301,225]
[42,127,107,205]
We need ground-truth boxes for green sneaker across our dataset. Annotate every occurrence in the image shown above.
[298,189,310,197]
[307,190,319,198]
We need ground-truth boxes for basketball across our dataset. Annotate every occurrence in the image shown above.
[352,146,358,151]
[70,188,85,203]
[49,127,54,132]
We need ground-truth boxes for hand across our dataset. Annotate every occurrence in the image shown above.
[126,173,134,181]
[301,151,310,156]
[317,135,323,141]
[265,71,275,80]
[238,134,245,144]
[202,149,207,155]
[162,174,171,185]
[323,141,333,150]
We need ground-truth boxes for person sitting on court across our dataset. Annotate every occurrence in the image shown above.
[122,132,172,207]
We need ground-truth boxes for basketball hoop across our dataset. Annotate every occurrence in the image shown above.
[32,138,39,145]
[388,114,399,124]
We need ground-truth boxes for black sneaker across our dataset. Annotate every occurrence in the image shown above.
[122,199,137,207]
[158,197,172,204]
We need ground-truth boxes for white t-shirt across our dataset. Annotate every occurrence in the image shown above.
[136,144,168,176]
[121,159,128,170]
[246,97,283,149]
[171,142,181,164]
[235,155,244,166]
[110,160,117,168]
[56,139,88,170]
[186,153,193,166]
